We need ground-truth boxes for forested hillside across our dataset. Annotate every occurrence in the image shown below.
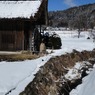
[49,3,95,29]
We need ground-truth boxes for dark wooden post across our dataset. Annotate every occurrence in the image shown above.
[22,30,24,50]
[45,0,48,26]
[40,25,42,34]
[40,25,42,40]
[0,31,1,49]
[15,30,17,51]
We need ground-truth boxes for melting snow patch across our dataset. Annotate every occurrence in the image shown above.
[65,62,92,80]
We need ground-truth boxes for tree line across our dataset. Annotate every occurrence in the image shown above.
[48,3,95,30]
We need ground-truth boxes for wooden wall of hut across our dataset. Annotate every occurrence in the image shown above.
[0,19,24,31]
[0,30,24,51]
[0,19,25,51]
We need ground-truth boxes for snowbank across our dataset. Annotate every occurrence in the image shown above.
[70,67,95,95]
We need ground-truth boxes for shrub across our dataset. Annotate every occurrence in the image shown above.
[44,32,62,49]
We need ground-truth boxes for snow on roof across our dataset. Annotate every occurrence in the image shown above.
[0,1,41,19]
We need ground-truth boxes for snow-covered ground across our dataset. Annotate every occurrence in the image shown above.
[0,30,95,95]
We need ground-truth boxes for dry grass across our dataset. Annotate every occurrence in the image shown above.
[0,53,39,62]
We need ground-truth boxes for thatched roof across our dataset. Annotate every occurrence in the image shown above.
[0,1,42,19]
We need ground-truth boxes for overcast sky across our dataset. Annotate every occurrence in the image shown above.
[48,0,95,11]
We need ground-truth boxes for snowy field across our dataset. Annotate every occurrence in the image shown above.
[0,30,95,95]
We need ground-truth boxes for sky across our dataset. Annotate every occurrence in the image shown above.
[48,0,95,11]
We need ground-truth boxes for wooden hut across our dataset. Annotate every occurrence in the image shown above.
[0,0,48,52]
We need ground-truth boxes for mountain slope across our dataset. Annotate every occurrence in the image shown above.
[49,3,95,28]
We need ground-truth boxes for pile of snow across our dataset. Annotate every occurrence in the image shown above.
[70,66,95,95]
[0,1,41,18]
[0,30,95,95]
[65,62,93,81]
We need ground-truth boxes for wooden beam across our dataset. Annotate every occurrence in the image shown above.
[45,0,48,26]
[0,31,1,50]
[22,30,24,50]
